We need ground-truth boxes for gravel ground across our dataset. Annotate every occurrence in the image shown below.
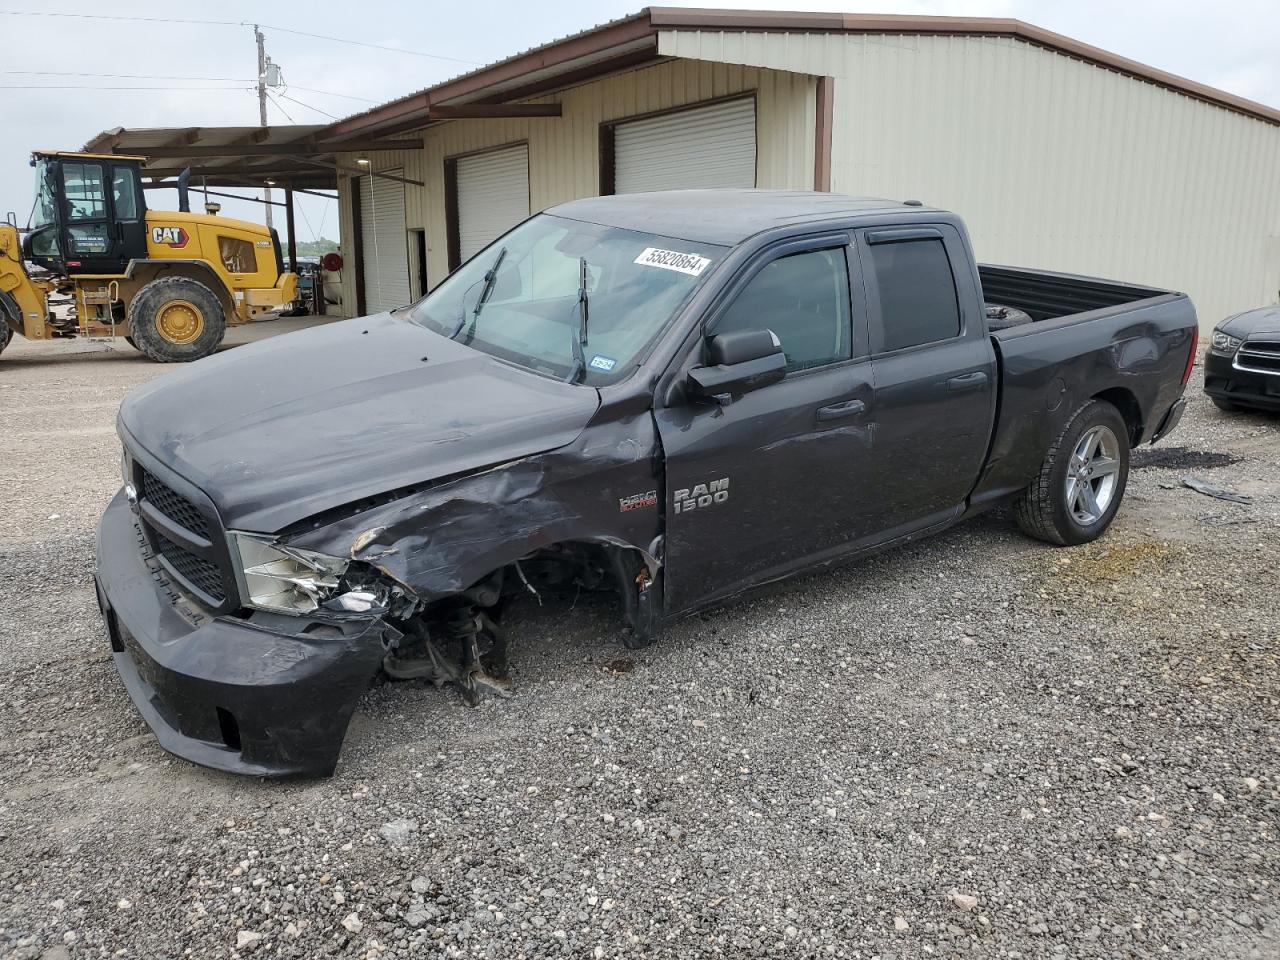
[1,327,1277,959]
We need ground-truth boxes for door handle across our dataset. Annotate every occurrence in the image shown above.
[947,371,989,393]
[816,398,867,422]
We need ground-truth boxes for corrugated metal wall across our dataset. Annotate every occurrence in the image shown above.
[335,59,815,309]
[661,29,1280,329]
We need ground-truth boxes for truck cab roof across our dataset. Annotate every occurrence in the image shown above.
[548,189,942,246]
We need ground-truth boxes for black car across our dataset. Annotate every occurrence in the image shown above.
[1204,306,1280,412]
[95,190,1198,777]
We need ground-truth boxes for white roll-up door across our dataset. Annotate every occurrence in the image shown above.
[456,144,530,262]
[614,97,757,194]
[358,170,411,314]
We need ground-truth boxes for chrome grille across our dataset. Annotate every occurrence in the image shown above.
[1235,339,1280,376]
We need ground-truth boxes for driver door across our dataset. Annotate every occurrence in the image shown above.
[655,234,878,614]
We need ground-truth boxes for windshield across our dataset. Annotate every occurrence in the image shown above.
[410,214,726,385]
[30,159,57,231]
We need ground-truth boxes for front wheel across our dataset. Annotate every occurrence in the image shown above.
[1014,400,1130,546]
[0,323,11,356]
[128,276,227,363]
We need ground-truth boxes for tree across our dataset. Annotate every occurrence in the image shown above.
[296,237,339,257]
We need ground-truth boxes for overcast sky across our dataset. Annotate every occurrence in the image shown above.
[3,0,1276,245]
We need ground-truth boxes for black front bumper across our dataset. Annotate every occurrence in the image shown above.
[1204,350,1280,411]
[96,490,391,778]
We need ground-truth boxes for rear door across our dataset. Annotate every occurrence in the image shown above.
[655,233,877,614]
[859,225,996,532]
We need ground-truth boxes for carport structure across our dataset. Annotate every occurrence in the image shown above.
[80,123,425,269]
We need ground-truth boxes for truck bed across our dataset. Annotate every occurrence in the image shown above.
[978,264,1175,326]
[970,264,1197,509]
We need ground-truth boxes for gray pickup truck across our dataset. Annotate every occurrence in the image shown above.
[96,191,1198,777]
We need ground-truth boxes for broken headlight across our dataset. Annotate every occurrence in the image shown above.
[229,532,382,615]
[1211,329,1243,355]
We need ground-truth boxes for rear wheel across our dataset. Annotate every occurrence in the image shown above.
[0,323,11,356]
[128,277,226,363]
[1014,400,1130,546]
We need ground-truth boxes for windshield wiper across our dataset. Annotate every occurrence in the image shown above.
[449,246,506,340]
[564,256,589,383]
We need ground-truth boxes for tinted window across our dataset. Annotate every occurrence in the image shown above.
[869,238,961,352]
[715,248,851,372]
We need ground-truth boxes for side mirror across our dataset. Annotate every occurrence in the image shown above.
[688,329,786,398]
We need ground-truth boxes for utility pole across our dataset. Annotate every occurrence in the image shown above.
[255,24,273,229]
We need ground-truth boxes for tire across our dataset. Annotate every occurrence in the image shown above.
[0,323,11,356]
[128,276,227,363]
[124,335,137,350]
[1211,398,1239,413]
[1013,399,1130,546]
[984,303,1034,331]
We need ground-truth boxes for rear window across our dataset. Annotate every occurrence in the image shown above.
[869,238,961,352]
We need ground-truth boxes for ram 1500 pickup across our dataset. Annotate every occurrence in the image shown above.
[96,191,1198,776]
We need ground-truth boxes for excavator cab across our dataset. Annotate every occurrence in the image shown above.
[25,152,149,276]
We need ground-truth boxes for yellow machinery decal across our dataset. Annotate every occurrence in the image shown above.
[151,226,190,248]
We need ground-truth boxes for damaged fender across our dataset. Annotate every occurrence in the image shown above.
[287,412,666,626]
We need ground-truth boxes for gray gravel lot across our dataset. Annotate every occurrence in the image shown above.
[1,324,1277,959]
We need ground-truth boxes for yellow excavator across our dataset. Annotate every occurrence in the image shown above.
[0,151,297,363]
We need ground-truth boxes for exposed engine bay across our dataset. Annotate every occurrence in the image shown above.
[376,544,658,706]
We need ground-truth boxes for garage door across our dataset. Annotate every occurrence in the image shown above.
[614,97,756,194]
[456,144,530,262]
[359,170,411,314]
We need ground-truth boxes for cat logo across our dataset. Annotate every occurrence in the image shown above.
[151,226,189,249]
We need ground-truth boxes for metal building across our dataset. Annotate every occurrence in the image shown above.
[122,8,1278,329]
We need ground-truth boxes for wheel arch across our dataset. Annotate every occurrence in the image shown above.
[121,260,236,323]
[1091,386,1143,446]
[442,536,664,648]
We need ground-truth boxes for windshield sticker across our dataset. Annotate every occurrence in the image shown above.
[634,247,711,277]
[589,355,617,372]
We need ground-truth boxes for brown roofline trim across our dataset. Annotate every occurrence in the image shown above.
[648,8,1280,126]
[320,7,1279,140]
[319,13,655,139]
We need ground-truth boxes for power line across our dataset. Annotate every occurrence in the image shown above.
[277,92,341,121]
[0,84,255,91]
[2,69,253,82]
[0,10,481,64]
[0,10,239,26]
[259,24,479,64]
[285,83,377,103]
[266,92,297,124]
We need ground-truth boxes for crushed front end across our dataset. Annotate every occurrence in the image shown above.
[95,442,401,778]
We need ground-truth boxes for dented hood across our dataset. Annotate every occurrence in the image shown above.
[118,313,600,532]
